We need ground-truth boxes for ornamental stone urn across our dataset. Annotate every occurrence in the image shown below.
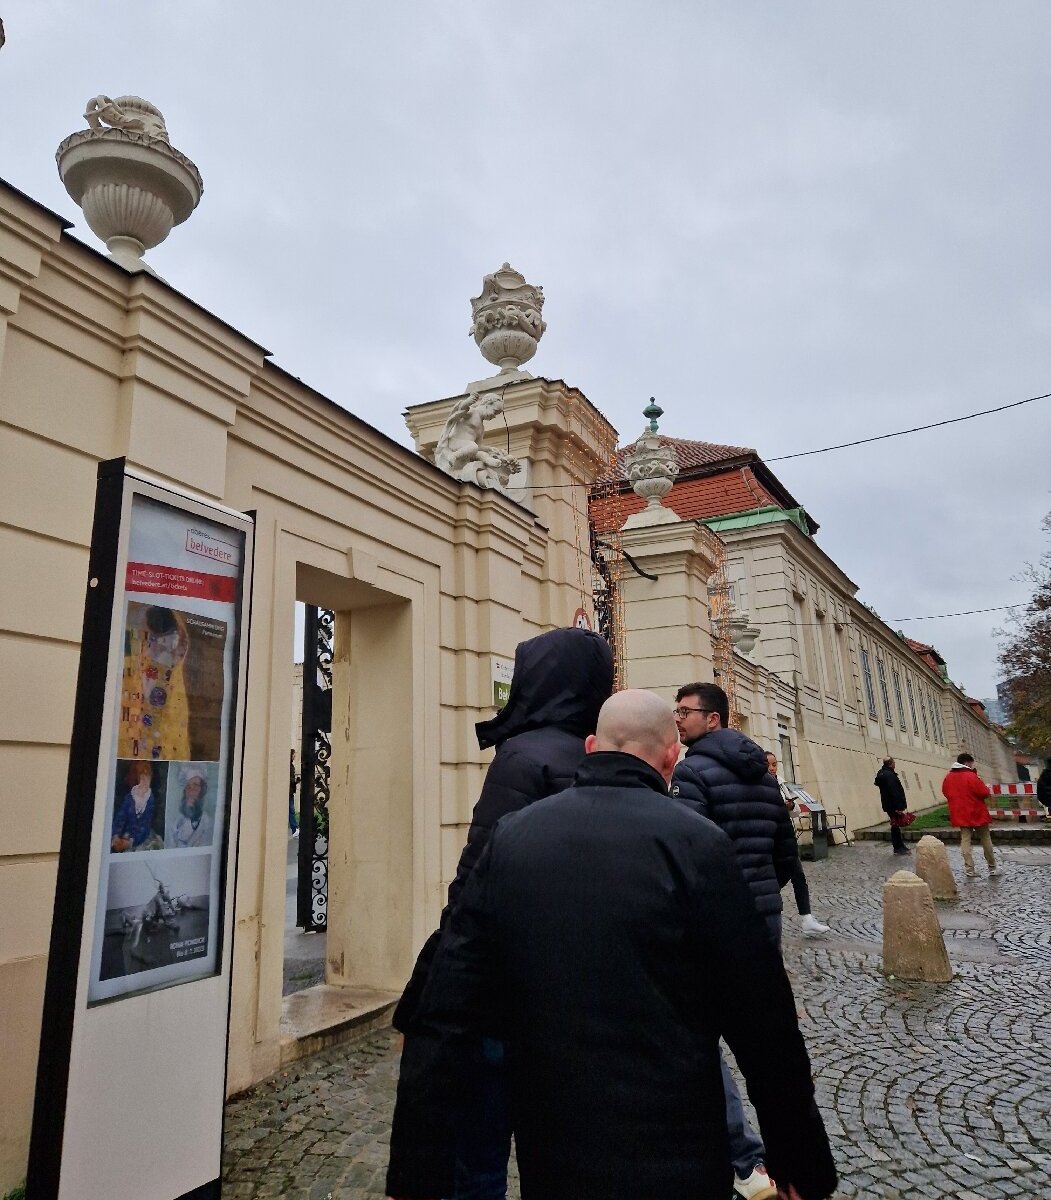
[470,262,547,374]
[729,614,761,657]
[622,399,680,529]
[56,95,203,273]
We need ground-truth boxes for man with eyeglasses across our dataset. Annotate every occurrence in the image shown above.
[671,682,800,1200]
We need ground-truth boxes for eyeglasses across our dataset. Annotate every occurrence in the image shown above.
[673,706,712,720]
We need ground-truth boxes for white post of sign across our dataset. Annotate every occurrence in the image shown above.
[27,460,254,1200]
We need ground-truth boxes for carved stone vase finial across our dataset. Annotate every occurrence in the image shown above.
[711,608,761,658]
[729,614,761,657]
[434,390,522,491]
[56,95,203,273]
[470,263,546,375]
[621,399,679,528]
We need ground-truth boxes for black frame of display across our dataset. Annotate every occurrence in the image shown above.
[26,460,124,1200]
[26,459,252,1200]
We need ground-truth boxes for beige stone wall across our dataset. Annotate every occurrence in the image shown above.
[290,662,303,758]
[731,652,799,764]
[612,514,801,786]
[617,520,718,698]
[719,518,1018,834]
[0,183,607,1190]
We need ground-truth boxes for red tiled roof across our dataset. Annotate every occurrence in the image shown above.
[590,466,780,534]
[903,637,949,681]
[904,637,946,664]
[597,435,755,485]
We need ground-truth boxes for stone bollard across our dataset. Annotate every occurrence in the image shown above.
[914,835,959,901]
[882,870,953,982]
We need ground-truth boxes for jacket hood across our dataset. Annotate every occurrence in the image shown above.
[684,726,769,783]
[949,762,975,771]
[476,627,615,750]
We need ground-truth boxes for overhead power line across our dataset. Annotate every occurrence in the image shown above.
[765,392,1049,463]
[892,604,1021,622]
[516,389,1049,488]
[735,604,1021,628]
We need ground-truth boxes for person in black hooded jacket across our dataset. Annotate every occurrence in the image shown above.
[670,681,799,1200]
[390,626,614,1200]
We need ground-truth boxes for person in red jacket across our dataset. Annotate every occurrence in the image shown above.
[941,753,999,878]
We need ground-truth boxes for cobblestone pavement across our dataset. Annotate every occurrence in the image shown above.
[224,842,1051,1199]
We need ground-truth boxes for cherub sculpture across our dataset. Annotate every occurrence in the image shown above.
[434,391,521,490]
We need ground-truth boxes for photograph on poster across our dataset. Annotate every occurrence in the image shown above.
[165,761,220,849]
[117,602,227,763]
[110,760,167,853]
[99,854,212,982]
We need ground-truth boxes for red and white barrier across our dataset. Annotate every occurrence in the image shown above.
[986,781,1047,819]
[990,782,1036,797]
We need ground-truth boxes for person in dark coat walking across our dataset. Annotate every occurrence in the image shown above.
[669,682,799,1200]
[386,690,837,1200]
[1037,758,1051,817]
[391,626,614,1200]
[874,757,911,855]
[765,750,829,937]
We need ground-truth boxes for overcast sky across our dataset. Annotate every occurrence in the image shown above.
[3,2,1049,695]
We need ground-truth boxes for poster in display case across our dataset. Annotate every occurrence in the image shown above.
[27,461,254,1200]
[86,493,246,1003]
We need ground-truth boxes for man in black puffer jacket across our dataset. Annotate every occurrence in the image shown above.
[671,681,799,1200]
[390,626,614,1200]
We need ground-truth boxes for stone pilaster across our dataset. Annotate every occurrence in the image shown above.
[406,376,617,628]
[618,520,718,699]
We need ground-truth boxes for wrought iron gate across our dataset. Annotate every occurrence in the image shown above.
[297,606,332,931]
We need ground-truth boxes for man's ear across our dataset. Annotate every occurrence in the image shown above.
[584,733,598,755]
[661,740,680,783]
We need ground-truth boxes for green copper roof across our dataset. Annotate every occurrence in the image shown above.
[702,505,811,535]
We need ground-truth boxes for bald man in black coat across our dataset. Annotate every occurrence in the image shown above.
[387,690,836,1200]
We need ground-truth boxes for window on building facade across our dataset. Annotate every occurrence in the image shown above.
[892,667,907,730]
[929,691,944,745]
[905,674,920,735]
[876,655,893,726]
[778,724,796,783]
[861,647,877,718]
[920,683,931,739]
[818,615,839,697]
[801,603,820,689]
[837,628,854,708]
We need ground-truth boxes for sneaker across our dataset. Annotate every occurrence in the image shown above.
[734,1164,777,1200]
[800,914,830,936]
[988,866,1000,877]
[963,867,975,877]
[893,847,911,855]
[291,829,299,838]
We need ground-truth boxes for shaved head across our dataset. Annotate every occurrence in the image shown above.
[588,690,681,781]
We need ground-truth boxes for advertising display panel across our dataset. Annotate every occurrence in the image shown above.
[27,462,254,1200]
[87,496,244,1004]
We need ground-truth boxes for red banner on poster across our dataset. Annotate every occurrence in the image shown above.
[126,561,237,602]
